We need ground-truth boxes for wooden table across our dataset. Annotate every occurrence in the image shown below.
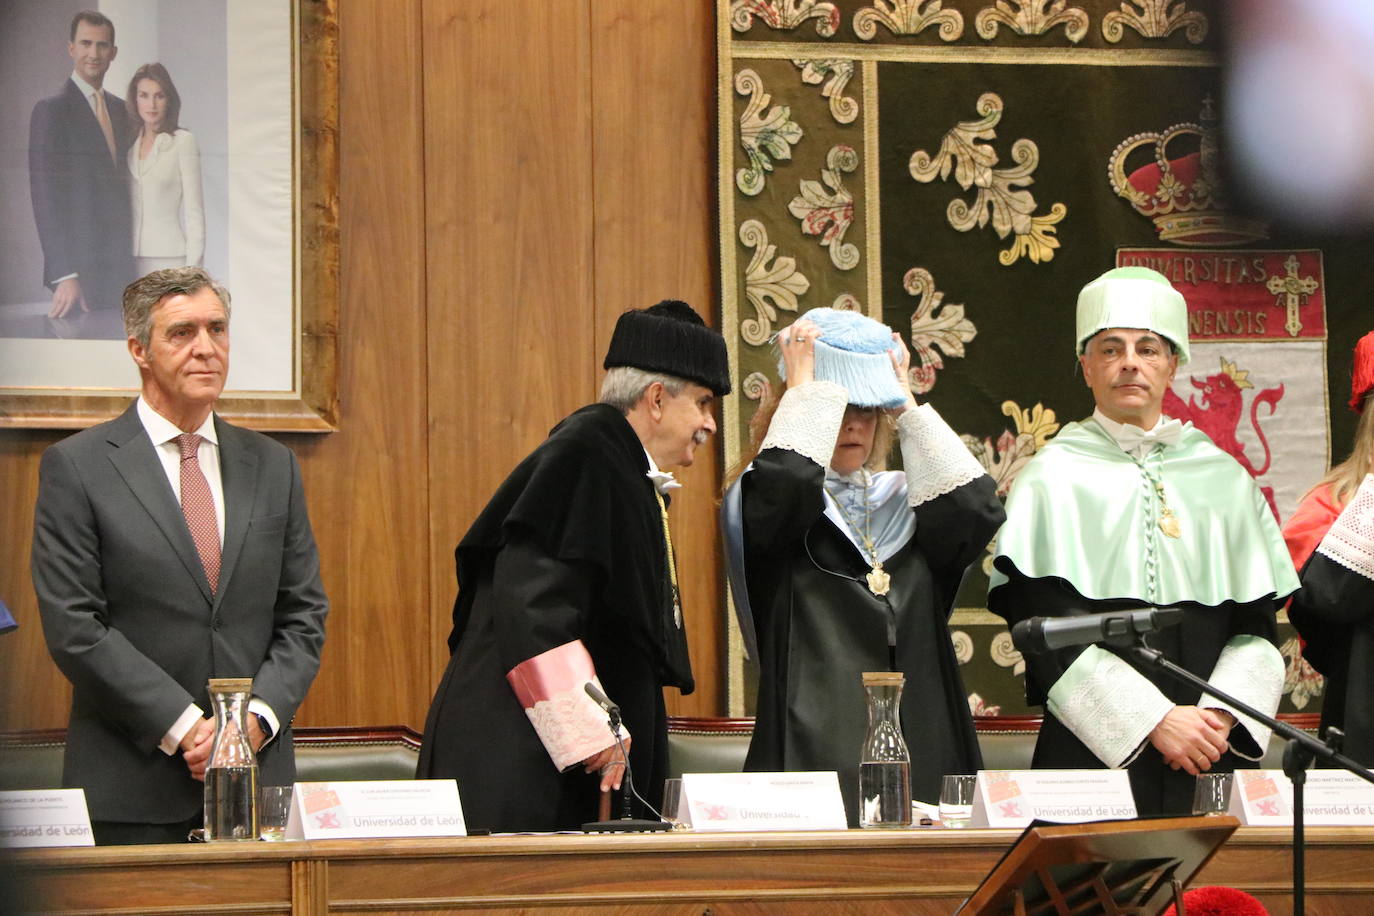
[5,826,1373,914]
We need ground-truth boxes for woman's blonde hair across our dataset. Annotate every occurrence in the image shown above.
[723,379,895,491]
[1312,392,1374,507]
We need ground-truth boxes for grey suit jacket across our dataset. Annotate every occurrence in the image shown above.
[32,403,328,823]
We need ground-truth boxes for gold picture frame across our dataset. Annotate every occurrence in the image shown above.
[0,0,339,433]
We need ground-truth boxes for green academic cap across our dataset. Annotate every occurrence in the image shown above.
[1075,267,1190,366]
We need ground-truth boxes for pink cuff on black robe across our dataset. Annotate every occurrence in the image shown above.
[506,639,628,771]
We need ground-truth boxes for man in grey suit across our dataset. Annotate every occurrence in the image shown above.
[31,267,329,845]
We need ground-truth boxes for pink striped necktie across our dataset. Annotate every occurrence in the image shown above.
[176,433,220,593]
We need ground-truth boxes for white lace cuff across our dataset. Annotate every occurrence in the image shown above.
[506,641,627,772]
[897,404,987,507]
[1046,646,1173,768]
[760,380,847,468]
[1203,635,1284,761]
[1316,473,1374,583]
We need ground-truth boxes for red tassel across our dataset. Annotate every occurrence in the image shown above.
[1162,885,1269,916]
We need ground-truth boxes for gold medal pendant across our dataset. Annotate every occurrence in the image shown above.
[1152,479,1181,538]
[828,474,891,597]
[866,564,891,596]
[1158,509,1182,539]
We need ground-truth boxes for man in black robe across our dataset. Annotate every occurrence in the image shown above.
[418,300,730,832]
[989,268,1298,815]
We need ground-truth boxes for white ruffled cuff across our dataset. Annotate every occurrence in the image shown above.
[1046,646,1173,768]
[897,404,987,507]
[760,380,847,468]
[1203,634,1284,761]
[1316,473,1374,583]
[522,690,627,772]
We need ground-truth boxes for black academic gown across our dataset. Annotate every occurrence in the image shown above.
[1290,551,1374,768]
[417,404,691,832]
[737,448,1003,824]
[988,564,1280,815]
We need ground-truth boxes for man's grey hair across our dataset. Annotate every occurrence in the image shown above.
[598,366,688,413]
[123,267,231,348]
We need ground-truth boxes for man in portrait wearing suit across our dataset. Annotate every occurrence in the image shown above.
[28,9,135,328]
[31,267,329,845]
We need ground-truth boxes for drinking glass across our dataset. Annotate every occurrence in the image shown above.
[1192,773,1233,816]
[938,774,977,828]
[259,785,294,841]
[660,778,684,828]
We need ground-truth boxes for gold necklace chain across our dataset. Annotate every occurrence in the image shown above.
[654,489,683,627]
[1130,451,1182,539]
[827,473,891,596]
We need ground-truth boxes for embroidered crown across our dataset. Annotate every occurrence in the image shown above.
[1108,98,1269,247]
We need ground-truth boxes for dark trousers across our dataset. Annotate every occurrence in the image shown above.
[92,814,201,846]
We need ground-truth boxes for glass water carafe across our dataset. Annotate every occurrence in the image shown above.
[203,677,259,841]
[859,671,912,828]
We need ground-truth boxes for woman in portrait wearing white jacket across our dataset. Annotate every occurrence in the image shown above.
[124,63,204,274]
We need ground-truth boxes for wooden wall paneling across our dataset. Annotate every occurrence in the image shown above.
[0,431,70,731]
[297,0,432,729]
[0,0,435,734]
[0,0,733,738]
[422,0,597,681]
[589,3,723,716]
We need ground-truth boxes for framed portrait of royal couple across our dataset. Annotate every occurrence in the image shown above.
[0,0,338,431]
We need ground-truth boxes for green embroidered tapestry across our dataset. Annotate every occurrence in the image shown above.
[717,0,1365,717]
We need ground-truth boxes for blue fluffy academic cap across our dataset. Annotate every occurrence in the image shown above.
[777,307,908,409]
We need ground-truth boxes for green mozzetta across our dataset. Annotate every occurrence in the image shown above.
[991,418,1299,608]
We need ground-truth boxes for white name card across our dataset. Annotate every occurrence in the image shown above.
[286,780,465,840]
[1232,769,1374,826]
[679,772,847,831]
[0,790,94,848]
[970,770,1137,828]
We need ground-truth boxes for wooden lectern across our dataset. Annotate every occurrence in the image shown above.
[956,816,1239,915]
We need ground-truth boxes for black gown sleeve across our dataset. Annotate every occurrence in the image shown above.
[987,567,1102,707]
[487,534,598,672]
[739,447,827,561]
[737,447,831,642]
[912,474,1004,615]
[990,562,1280,721]
[1289,552,1374,678]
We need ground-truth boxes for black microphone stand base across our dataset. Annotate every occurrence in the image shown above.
[582,818,671,833]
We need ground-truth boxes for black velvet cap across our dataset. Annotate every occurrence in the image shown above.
[603,299,732,396]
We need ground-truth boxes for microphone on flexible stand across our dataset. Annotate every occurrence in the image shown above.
[1011,606,1184,655]
[584,681,620,726]
[581,682,670,833]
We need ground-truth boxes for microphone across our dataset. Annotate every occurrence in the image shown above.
[580,682,670,833]
[1011,607,1184,655]
[584,681,619,717]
